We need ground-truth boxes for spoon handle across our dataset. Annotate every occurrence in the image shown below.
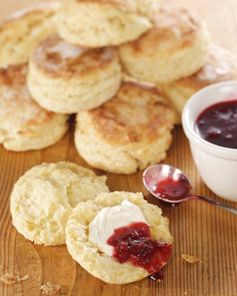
[198,195,237,215]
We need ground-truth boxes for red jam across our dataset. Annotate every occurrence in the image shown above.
[153,176,191,201]
[107,222,172,274]
[195,100,237,149]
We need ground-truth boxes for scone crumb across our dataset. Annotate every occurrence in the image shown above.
[0,264,3,271]
[182,254,200,264]
[40,281,61,295]
[0,273,17,285]
[0,273,29,285]
[17,274,29,281]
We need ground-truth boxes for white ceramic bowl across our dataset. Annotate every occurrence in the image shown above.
[182,80,237,202]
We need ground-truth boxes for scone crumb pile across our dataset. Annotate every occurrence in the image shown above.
[0,273,29,285]
[40,281,61,295]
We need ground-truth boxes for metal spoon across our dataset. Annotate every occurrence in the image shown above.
[143,164,237,215]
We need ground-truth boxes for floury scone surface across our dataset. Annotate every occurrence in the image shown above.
[27,34,122,113]
[10,162,109,245]
[56,0,161,47]
[119,7,210,83]
[75,82,177,174]
[158,45,237,114]
[0,64,68,151]
[0,1,59,67]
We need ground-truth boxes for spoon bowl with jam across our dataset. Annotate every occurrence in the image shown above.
[143,164,237,215]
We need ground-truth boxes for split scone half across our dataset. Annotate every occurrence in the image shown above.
[75,82,177,174]
[0,64,68,152]
[119,7,210,84]
[27,34,121,114]
[56,0,161,47]
[66,191,173,284]
[10,162,109,246]
[0,2,59,67]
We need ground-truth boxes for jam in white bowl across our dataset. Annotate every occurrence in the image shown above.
[182,81,237,202]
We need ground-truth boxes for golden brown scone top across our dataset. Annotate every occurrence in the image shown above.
[68,0,158,15]
[127,8,203,55]
[86,82,176,145]
[176,45,237,89]
[0,65,55,128]
[0,2,59,32]
[74,0,128,6]
[32,34,118,77]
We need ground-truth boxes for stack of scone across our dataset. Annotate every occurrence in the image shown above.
[1,0,237,174]
[25,0,178,174]
[0,2,69,151]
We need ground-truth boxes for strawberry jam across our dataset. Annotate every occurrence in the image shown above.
[107,222,172,274]
[195,100,237,149]
[153,175,191,201]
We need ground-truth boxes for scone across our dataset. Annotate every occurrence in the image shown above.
[0,64,68,152]
[10,162,109,246]
[75,82,177,174]
[66,191,173,284]
[27,34,122,114]
[56,0,160,47]
[159,45,237,114]
[0,2,59,68]
[119,7,210,84]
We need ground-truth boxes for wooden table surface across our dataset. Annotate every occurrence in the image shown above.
[0,0,237,295]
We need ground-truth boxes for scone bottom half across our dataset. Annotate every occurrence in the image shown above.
[66,191,173,284]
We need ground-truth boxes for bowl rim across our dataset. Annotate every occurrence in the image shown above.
[182,80,237,160]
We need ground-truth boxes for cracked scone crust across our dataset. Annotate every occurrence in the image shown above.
[119,7,210,83]
[75,82,176,174]
[0,2,59,67]
[0,64,68,151]
[158,45,237,114]
[56,0,160,47]
[10,162,109,245]
[66,191,173,284]
[28,34,121,113]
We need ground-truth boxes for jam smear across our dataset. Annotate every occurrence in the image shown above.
[153,175,191,201]
[107,222,172,274]
[195,100,237,149]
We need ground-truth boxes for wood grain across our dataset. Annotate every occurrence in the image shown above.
[0,1,237,295]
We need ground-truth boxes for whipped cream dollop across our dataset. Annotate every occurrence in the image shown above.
[89,200,147,256]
